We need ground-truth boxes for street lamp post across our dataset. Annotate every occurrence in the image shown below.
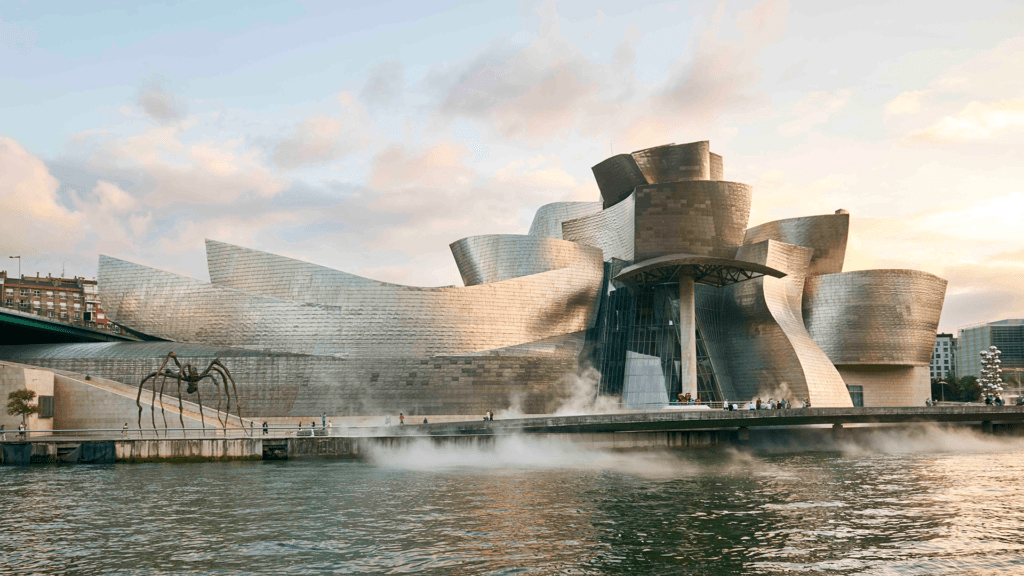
[6,256,20,278]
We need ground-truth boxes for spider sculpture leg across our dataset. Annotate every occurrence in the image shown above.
[157,371,170,436]
[175,371,186,436]
[137,353,182,431]
[211,360,245,429]
[194,381,206,435]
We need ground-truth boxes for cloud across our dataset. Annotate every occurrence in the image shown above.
[137,82,187,123]
[272,93,370,170]
[361,60,405,105]
[82,126,288,205]
[778,89,852,135]
[0,136,85,256]
[907,98,1024,142]
[885,90,928,115]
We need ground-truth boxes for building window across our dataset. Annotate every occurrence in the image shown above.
[33,290,40,296]
[46,302,54,309]
[59,291,66,298]
[33,301,40,308]
[19,301,27,309]
[97,313,105,320]
[86,303,94,310]
[60,302,66,309]
[60,312,67,319]
[4,288,11,295]
[4,299,10,306]
[74,313,80,321]
[38,396,54,419]
[847,385,864,407]
[47,311,54,318]
[73,303,81,310]
[46,291,53,297]
[73,293,80,300]
[20,289,28,296]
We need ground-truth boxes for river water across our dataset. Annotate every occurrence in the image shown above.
[2,426,1024,575]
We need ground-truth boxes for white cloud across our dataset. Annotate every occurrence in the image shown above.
[885,90,928,115]
[272,93,371,170]
[778,89,852,135]
[0,136,85,255]
[908,98,1024,142]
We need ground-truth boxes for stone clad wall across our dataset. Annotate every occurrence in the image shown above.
[837,365,931,407]
[631,142,711,183]
[591,154,647,209]
[0,362,54,431]
[633,181,752,261]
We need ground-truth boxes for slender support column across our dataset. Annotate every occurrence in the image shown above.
[679,275,698,398]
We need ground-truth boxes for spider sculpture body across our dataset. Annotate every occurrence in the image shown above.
[136,353,245,433]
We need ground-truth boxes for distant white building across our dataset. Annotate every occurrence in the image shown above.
[956,319,1024,386]
[930,333,955,381]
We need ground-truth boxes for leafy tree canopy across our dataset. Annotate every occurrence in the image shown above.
[6,389,40,424]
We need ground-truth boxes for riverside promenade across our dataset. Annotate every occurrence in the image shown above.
[3,405,1023,465]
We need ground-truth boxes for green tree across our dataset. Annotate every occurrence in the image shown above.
[6,389,40,424]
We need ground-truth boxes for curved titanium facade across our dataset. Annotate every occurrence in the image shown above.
[102,251,603,358]
[527,201,603,239]
[634,181,752,261]
[743,213,849,276]
[591,154,648,209]
[561,192,635,262]
[631,142,712,184]
[450,235,603,287]
[802,270,947,366]
[716,240,852,406]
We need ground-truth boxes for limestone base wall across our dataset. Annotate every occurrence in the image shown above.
[835,365,930,407]
[0,362,54,432]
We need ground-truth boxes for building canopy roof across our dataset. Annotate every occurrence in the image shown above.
[614,253,785,288]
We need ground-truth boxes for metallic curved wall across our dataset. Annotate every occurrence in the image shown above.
[631,142,711,183]
[591,154,648,209]
[449,235,603,286]
[561,192,635,262]
[527,202,603,239]
[743,213,849,276]
[714,240,852,406]
[102,250,603,359]
[802,270,947,366]
[634,181,752,261]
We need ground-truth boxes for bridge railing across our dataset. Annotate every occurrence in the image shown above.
[0,426,359,441]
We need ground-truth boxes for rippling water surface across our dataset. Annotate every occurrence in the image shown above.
[3,427,1024,575]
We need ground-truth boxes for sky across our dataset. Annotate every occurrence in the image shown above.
[2,0,1024,333]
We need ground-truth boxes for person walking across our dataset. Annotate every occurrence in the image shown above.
[321,412,327,428]
[1,424,5,441]
[310,421,316,435]
[250,421,254,436]
[121,423,128,437]
[262,421,268,435]
[399,413,405,425]
[328,421,333,436]
[19,423,26,439]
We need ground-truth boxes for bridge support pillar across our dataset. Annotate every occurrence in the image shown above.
[982,421,994,434]
[831,423,844,441]
[736,427,750,443]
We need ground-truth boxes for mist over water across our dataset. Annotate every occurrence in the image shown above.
[3,425,1024,575]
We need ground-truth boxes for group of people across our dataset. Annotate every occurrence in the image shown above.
[721,397,805,411]
[294,414,334,436]
[676,392,702,405]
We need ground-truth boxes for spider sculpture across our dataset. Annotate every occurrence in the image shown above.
[136,352,245,434]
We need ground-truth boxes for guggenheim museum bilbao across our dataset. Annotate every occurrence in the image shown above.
[0,141,947,417]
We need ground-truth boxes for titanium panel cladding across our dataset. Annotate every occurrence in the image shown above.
[527,202,603,239]
[450,235,604,286]
[561,192,635,262]
[631,141,712,183]
[101,252,602,358]
[718,240,852,407]
[803,270,947,366]
[633,181,752,261]
[591,154,648,209]
[743,213,850,276]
